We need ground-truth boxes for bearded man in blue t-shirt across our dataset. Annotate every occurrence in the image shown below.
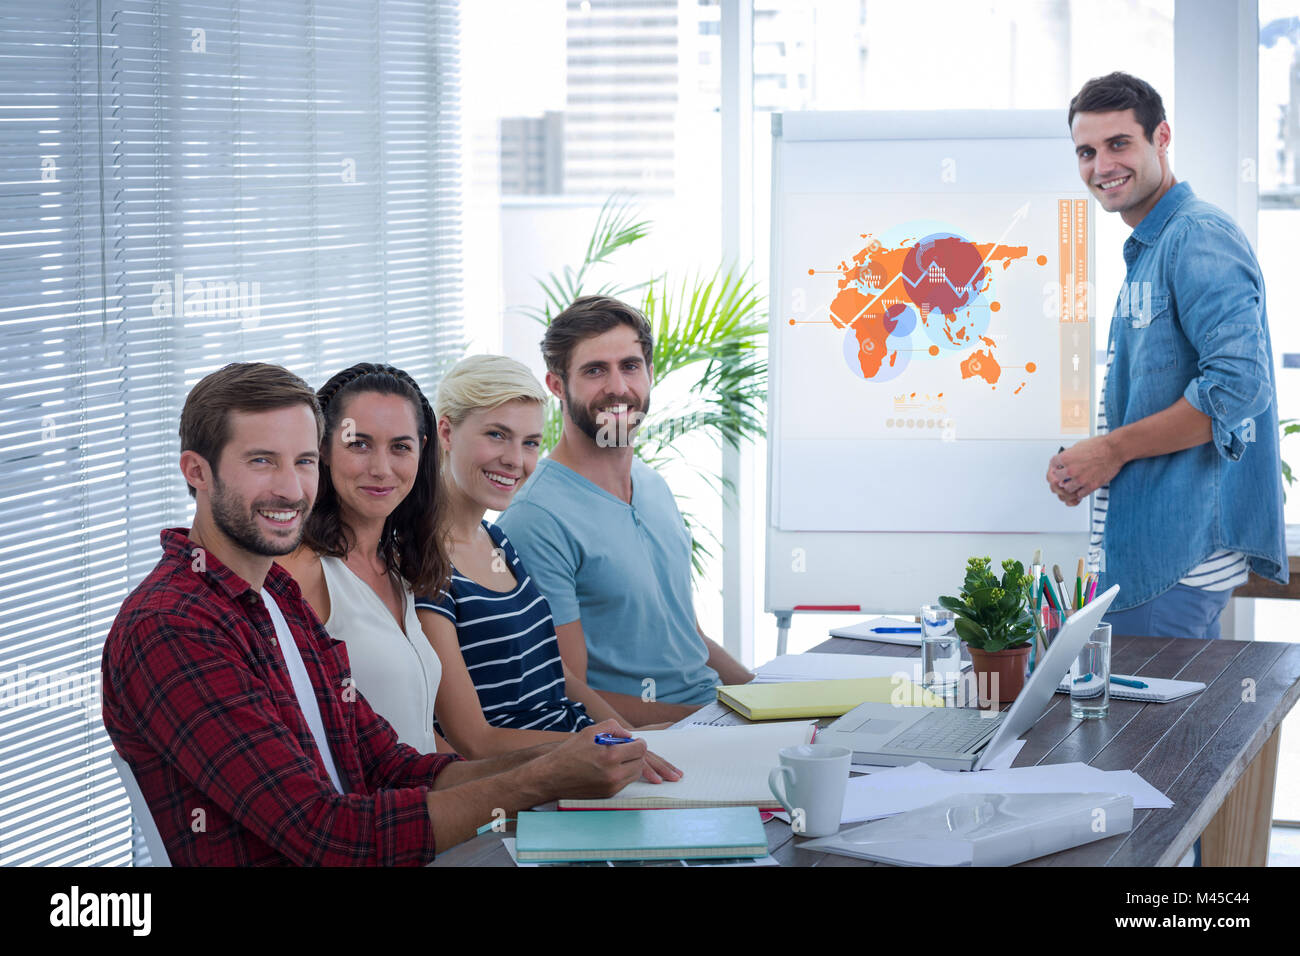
[498,296,754,724]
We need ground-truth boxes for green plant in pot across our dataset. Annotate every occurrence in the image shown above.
[524,194,767,581]
[938,556,1037,707]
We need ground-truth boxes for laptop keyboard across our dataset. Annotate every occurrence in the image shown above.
[883,708,1002,753]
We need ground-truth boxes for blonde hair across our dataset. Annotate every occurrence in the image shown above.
[435,353,548,425]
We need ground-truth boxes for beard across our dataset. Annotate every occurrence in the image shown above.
[564,384,651,448]
[209,474,308,558]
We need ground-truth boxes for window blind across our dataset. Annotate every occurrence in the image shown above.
[0,0,463,866]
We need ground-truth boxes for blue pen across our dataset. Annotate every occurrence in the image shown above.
[870,626,922,633]
[1110,676,1148,689]
[594,732,636,745]
[1072,674,1148,689]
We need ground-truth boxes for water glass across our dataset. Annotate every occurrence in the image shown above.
[920,604,962,699]
[1070,623,1111,719]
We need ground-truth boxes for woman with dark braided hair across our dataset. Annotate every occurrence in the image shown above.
[278,363,454,754]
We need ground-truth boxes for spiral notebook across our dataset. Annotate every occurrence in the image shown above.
[1054,673,1205,702]
[557,721,816,810]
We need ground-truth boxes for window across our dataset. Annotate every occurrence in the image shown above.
[1255,0,1300,827]
[0,0,463,865]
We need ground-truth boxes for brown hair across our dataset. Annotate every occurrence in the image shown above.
[1068,71,1166,142]
[540,295,654,381]
[179,362,323,499]
[300,363,451,600]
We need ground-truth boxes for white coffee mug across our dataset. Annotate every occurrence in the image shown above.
[767,743,852,838]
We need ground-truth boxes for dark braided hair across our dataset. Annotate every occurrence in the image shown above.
[302,363,451,599]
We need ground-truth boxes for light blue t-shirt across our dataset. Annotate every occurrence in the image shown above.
[496,457,719,706]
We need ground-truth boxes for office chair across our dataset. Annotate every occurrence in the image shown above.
[108,749,172,867]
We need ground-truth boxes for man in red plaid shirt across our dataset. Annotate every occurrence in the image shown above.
[102,362,649,866]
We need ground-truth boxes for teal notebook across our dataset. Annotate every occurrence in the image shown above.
[515,808,768,862]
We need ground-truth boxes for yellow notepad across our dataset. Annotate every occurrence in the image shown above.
[717,677,944,720]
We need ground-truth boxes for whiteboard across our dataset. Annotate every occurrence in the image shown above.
[766,111,1093,618]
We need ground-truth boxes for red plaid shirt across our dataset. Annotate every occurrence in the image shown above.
[102,528,460,866]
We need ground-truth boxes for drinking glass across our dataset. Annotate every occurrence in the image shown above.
[920,604,962,699]
[1070,623,1111,719]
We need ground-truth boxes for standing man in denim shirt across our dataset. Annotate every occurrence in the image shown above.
[1047,72,1287,640]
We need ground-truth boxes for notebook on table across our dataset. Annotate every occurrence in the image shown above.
[557,721,816,810]
[717,677,943,720]
[1055,673,1205,702]
[514,807,768,863]
[829,617,923,646]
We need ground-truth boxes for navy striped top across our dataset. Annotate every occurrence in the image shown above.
[1090,342,1248,591]
[414,521,593,734]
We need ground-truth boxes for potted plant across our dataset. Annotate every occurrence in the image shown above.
[524,194,767,579]
[939,557,1037,707]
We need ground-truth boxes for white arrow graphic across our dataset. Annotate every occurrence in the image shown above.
[961,201,1032,290]
[843,201,1031,332]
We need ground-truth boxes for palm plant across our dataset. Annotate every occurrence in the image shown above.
[1281,418,1300,502]
[524,195,767,577]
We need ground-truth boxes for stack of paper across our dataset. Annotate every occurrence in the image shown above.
[803,791,1134,866]
[840,761,1171,823]
[558,722,816,810]
[754,653,970,684]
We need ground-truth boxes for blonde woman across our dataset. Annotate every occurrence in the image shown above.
[415,355,677,770]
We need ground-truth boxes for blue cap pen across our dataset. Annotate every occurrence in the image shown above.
[1110,676,1148,689]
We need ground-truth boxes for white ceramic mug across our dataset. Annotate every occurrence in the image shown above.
[767,743,852,838]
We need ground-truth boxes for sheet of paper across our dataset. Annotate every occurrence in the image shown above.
[502,838,779,868]
[754,652,970,684]
[1096,770,1174,810]
[841,760,1171,823]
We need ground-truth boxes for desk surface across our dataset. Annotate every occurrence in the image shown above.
[431,634,1300,867]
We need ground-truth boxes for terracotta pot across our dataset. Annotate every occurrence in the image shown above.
[966,644,1031,709]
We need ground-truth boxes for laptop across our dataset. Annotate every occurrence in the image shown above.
[816,584,1119,771]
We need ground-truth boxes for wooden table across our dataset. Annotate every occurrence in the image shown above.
[431,633,1300,867]
[1234,554,1300,600]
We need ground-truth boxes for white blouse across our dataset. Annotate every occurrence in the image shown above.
[319,555,443,755]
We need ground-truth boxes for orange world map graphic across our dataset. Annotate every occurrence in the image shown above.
[827,233,1031,383]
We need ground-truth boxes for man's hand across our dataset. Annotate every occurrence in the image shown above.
[532,720,648,800]
[1047,434,1124,506]
[640,747,682,784]
[578,718,680,785]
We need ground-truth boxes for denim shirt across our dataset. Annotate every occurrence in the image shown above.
[1097,181,1287,610]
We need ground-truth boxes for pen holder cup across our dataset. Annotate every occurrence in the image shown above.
[1040,606,1063,644]
[1027,606,1062,677]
